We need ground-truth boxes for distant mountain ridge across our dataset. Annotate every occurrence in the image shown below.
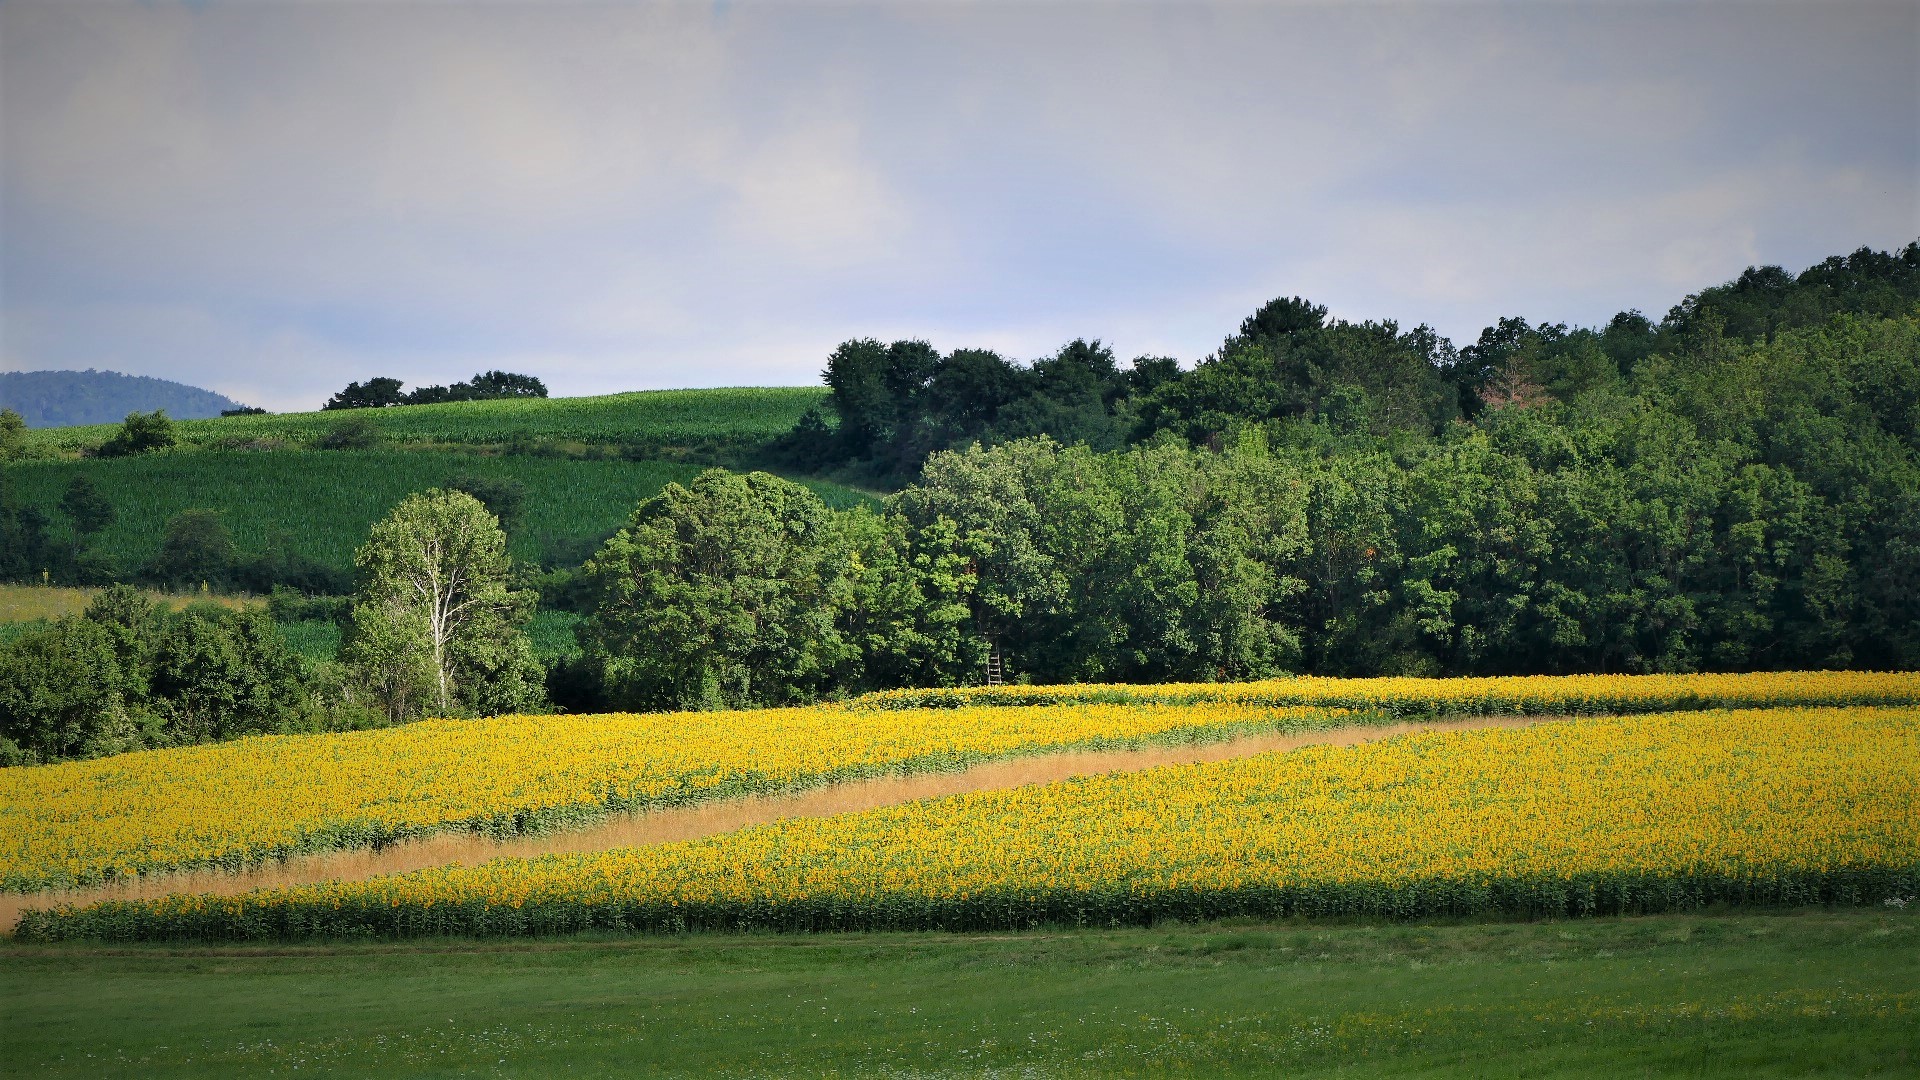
[0,369,251,428]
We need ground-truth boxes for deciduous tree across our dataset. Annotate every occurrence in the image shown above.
[344,490,544,722]
[581,470,856,710]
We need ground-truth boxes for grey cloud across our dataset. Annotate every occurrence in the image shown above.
[3,1,1914,410]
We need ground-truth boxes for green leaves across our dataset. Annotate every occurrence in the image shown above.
[345,489,544,722]
[96,410,177,457]
[582,470,857,711]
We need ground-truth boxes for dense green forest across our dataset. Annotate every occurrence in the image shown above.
[577,242,1920,705]
[0,369,251,427]
[2,242,1916,759]
[786,243,1920,480]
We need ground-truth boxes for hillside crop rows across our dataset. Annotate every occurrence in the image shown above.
[19,705,1917,941]
[15,386,832,453]
[4,450,872,574]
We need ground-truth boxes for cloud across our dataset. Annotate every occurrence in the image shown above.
[2,1,1914,410]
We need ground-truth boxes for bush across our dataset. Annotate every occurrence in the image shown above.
[0,408,25,461]
[446,474,529,531]
[0,589,325,762]
[314,415,384,451]
[96,410,176,457]
[148,509,237,588]
[148,609,309,742]
[267,586,352,626]
[237,535,352,596]
[0,617,133,762]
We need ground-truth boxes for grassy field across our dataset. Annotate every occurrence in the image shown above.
[0,583,258,623]
[0,584,261,647]
[0,583,568,664]
[2,450,873,576]
[854,670,1920,713]
[14,386,831,454]
[3,911,1913,1077]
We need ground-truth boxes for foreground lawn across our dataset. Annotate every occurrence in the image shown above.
[3,910,1914,1077]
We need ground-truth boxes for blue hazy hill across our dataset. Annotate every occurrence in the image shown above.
[0,369,252,428]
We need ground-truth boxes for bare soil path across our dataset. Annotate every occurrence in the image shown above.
[1,715,1540,930]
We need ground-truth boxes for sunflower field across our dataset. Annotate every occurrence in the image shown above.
[850,669,1920,714]
[0,701,1347,891]
[6,670,1919,894]
[19,706,1917,942]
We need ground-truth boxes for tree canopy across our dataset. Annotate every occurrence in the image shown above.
[323,371,548,411]
[579,470,858,711]
[343,489,544,722]
[793,242,1920,480]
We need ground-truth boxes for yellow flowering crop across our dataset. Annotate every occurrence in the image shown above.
[0,701,1343,891]
[851,669,1920,714]
[21,706,1917,942]
[5,670,1916,894]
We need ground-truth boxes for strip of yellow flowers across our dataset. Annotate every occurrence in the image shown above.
[850,669,1920,712]
[5,670,1918,894]
[20,706,1916,942]
[0,701,1348,891]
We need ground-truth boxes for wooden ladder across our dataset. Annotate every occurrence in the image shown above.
[985,646,1004,687]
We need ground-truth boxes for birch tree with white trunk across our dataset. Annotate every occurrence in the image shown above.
[344,489,544,722]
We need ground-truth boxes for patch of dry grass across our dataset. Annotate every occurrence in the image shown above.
[0,583,260,624]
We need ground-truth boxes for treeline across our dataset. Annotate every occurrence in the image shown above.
[555,242,1920,707]
[788,244,1920,480]
[323,370,547,410]
[557,308,1920,711]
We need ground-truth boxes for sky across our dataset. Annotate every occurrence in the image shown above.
[2,1,1915,412]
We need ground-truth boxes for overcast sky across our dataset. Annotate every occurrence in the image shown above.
[2,1,1915,411]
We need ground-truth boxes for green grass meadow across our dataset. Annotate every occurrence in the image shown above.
[17,386,831,454]
[2,911,1912,1078]
[3,451,874,576]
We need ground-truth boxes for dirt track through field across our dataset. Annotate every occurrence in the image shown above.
[2,715,1539,931]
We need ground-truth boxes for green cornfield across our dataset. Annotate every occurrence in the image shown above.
[3,451,873,576]
[16,386,831,453]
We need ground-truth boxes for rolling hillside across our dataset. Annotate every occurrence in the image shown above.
[15,385,829,453]
[4,450,873,577]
